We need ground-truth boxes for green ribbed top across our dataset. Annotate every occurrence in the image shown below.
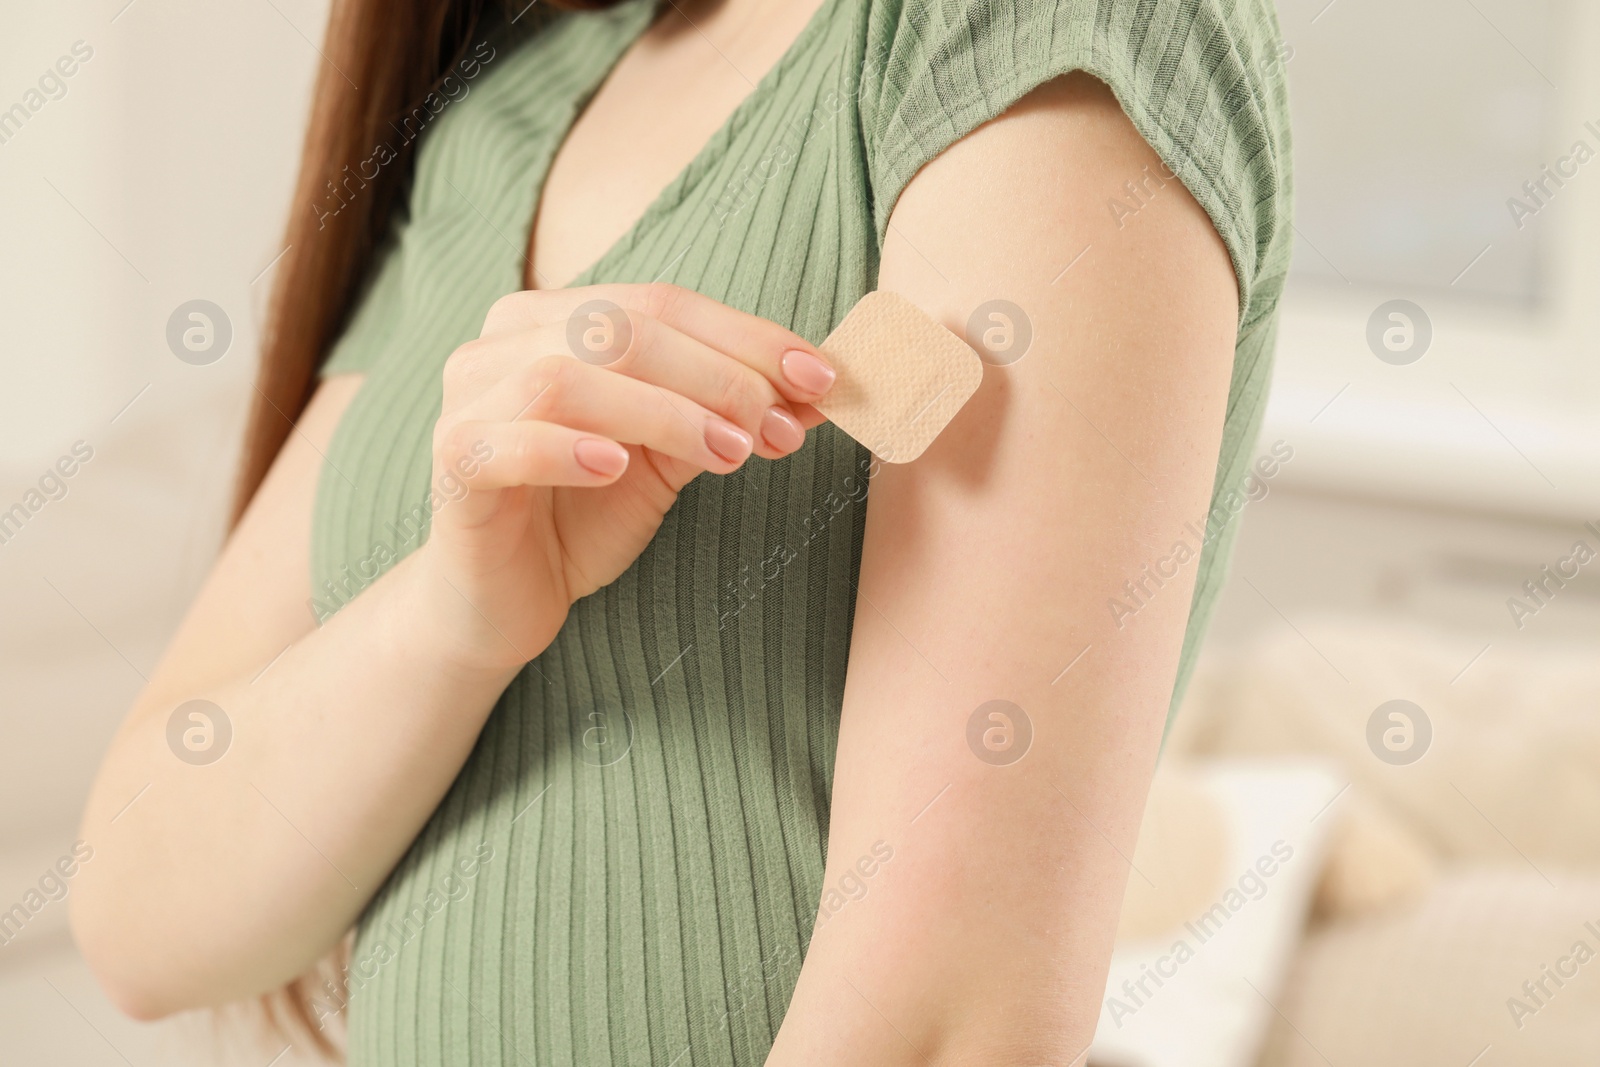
[309,0,1292,1061]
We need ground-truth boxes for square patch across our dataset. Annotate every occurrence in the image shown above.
[814,291,985,463]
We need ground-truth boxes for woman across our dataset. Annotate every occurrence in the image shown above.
[72,0,1291,1061]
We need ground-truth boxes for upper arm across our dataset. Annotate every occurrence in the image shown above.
[778,74,1242,1063]
[861,70,1239,693]
[129,375,363,720]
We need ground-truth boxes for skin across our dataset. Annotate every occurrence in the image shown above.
[766,74,1236,1065]
[70,0,1238,1061]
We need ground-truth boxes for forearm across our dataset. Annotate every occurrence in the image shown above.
[72,545,529,1018]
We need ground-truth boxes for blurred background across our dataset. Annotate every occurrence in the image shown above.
[2,0,1597,1063]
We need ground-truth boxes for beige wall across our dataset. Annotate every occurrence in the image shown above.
[0,0,327,874]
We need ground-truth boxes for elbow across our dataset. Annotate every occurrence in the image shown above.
[70,891,189,1022]
[70,876,315,1025]
[103,980,177,1025]
[76,952,181,1024]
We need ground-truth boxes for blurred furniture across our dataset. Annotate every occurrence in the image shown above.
[1098,613,1600,1067]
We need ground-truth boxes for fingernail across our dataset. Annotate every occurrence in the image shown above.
[781,349,836,395]
[759,406,806,453]
[574,437,628,476]
[704,418,754,464]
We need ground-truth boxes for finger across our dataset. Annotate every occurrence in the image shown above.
[432,419,631,531]
[452,356,756,475]
[447,330,808,461]
[481,283,839,405]
[549,312,815,459]
[438,419,631,493]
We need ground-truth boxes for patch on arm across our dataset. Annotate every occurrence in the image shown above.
[815,291,984,463]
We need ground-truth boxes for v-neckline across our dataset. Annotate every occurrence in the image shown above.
[517,0,844,292]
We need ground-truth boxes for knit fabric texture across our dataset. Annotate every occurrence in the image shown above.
[309,0,1293,1061]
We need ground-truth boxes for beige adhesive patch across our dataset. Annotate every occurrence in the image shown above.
[814,291,984,463]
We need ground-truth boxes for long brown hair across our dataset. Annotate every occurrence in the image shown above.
[241,0,617,1054]
[232,0,617,528]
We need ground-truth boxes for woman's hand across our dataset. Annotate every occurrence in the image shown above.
[70,283,838,1018]
[417,282,836,671]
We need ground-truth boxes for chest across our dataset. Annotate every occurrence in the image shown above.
[526,0,829,290]
[314,0,883,626]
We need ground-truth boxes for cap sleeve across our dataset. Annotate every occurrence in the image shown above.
[856,0,1293,330]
